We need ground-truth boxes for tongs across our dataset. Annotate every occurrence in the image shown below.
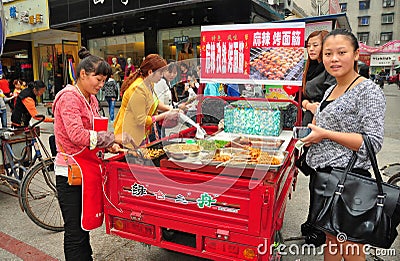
[179,112,207,139]
[119,140,144,158]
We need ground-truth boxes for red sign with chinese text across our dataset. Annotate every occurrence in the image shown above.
[200,23,305,86]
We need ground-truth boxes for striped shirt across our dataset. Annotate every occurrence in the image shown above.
[306,79,386,170]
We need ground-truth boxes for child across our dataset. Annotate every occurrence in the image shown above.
[0,89,15,128]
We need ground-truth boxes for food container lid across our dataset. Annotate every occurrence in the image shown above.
[185,139,196,144]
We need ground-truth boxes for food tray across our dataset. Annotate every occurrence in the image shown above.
[125,142,166,167]
[207,148,288,170]
[228,136,285,150]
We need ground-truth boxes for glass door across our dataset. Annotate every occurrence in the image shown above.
[61,40,79,86]
[38,44,56,101]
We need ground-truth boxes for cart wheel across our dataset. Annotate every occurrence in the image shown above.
[162,228,175,241]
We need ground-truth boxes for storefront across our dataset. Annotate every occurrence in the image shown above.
[49,0,283,81]
[359,40,400,76]
[2,0,80,101]
[1,40,33,84]
[88,33,145,76]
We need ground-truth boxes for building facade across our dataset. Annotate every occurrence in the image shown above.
[1,0,81,101]
[338,0,399,46]
[1,0,304,101]
[337,0,399,75]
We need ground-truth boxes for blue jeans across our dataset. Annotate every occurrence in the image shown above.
[105,97,115,121]
[0,109,7,128]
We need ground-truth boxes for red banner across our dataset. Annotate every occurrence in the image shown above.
[200,23,305,85]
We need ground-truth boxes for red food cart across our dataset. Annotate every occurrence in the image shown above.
[103,94,300,261]
[103,20,310,260]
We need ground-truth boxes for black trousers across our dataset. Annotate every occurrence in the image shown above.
[56,176,93,261]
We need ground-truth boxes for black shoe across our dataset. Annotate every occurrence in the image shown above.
[300,221,313,236]
[304,229,326,247]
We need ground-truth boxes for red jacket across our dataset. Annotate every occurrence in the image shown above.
[0,79,10,95]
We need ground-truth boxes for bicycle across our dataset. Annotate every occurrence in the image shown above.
[0,115,63,232]
[381,163,400,186]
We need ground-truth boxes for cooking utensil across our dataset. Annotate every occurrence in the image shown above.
[119,144,144,158]
[179,113,207,139]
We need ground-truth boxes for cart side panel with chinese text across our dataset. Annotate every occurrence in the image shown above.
[104,134,296,260]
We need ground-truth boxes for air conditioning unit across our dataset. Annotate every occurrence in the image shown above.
[280,0,294,12]
[375,40,381,45]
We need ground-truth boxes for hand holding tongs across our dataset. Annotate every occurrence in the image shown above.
[116,132,144,158]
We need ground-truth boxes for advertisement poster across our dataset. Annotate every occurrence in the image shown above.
[200,22,305,86]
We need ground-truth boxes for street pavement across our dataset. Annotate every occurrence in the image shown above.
[0,83,399,261]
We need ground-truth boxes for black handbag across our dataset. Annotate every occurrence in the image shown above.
[295,146,315,176]
[309,134,400,249]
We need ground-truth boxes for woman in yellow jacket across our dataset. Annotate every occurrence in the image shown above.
[114,54,179,147]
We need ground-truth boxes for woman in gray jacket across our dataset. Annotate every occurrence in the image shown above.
[299,30,336,246]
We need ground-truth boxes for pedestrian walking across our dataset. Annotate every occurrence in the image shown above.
[102,74,119,122]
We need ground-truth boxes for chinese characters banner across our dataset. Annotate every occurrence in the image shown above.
[201,22,305,86]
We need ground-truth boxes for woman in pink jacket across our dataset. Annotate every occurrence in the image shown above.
[53,47,134,261]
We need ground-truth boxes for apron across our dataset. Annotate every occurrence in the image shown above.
[66,86,108,231]
[74,143,105,231]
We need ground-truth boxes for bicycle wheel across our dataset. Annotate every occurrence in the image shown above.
[19,158,64,232]
[388,173,400,187]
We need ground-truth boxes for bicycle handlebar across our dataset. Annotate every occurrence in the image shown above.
[31,114,46,129]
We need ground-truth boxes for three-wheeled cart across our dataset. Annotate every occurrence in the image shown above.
[103,95,300,261]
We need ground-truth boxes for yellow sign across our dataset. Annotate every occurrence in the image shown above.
[4,0,49,37]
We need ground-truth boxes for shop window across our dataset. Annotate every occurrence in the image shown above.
[88,33,145,76]
[383,0,395,7]
[340,3,347,12]
[359,1,370,9]
[358,16,370,26]
[382,13,394,24]
[357,32,369,44]
[380,32,393,41]
[158,26,201,70]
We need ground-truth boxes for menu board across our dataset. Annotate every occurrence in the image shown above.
[200,22,305,86]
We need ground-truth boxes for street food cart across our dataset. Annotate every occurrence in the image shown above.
[103,22,305,260]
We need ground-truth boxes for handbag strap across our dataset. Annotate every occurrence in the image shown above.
[335,151,357,195]
[331,135,386,233]
[336,135,384,196]
[362,134,385,197]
